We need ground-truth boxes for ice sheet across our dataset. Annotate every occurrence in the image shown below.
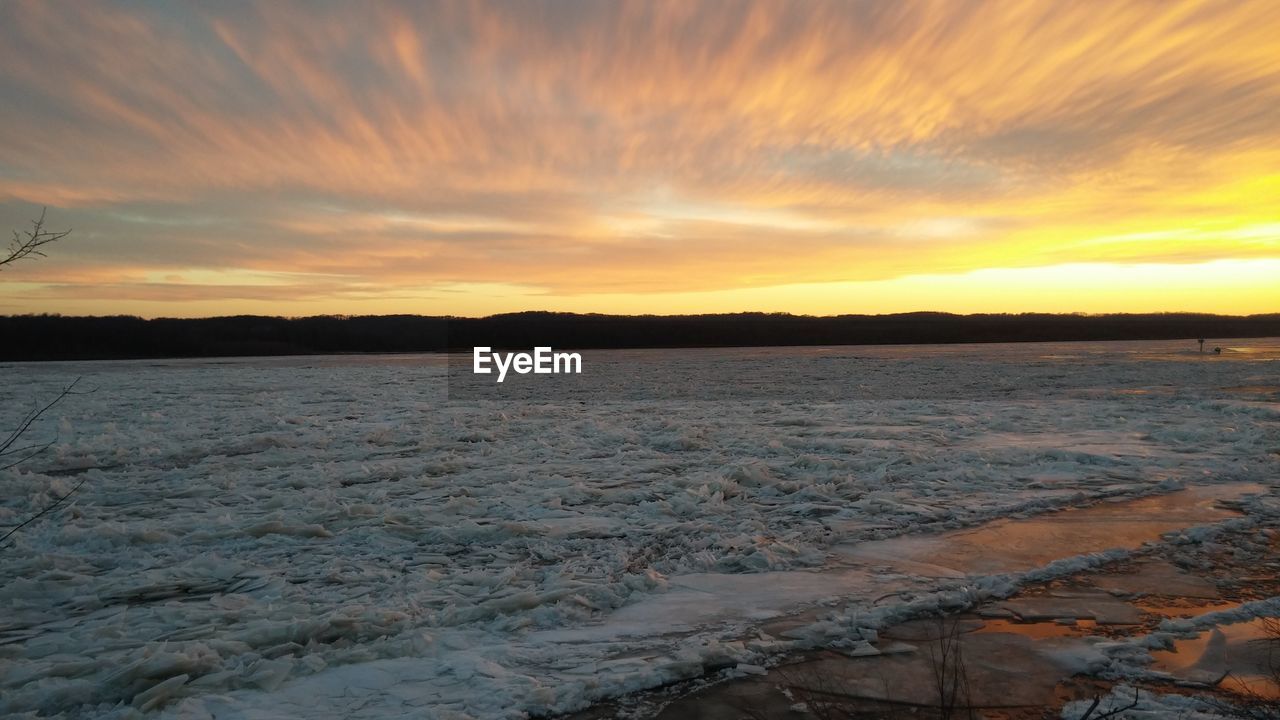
[1,338,1277,718]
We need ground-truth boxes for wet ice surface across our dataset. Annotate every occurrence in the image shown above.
[1152,619,1280,696]
[836,483,1262,577]
[1,339,1278,718]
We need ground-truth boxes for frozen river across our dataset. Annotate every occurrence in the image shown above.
[2,339,1278,718]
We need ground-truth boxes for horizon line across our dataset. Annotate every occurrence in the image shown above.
[5,309,1279,322]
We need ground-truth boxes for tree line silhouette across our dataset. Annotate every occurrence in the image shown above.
[2,311,1278,361]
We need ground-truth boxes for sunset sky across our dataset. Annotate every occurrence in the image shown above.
[0,0,1277,317]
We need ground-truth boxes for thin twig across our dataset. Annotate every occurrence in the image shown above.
[0,475,89,546]
[0,439,57,471]
[0,376,83,457]
[1,207,71,269]
[1078,686,1140,720]
[0,376,91,547]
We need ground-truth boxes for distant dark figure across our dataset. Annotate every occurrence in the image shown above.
[1198,338,1205,353]
[1214,346,1222,355]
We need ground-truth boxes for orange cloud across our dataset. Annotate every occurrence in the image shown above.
[0,0,1277,315]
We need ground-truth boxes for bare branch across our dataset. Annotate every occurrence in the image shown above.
[1078,686,1140,720]
[0,377,82,458]
[0,476,89,546]
[1,207,71,269]
[0,377,93,548]
[0,439,58,472]
[0,211,83,549]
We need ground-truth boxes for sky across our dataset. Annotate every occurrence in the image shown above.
[0,0,1277,318]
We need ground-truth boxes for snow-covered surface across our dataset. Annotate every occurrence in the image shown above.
[2,339,1278,718]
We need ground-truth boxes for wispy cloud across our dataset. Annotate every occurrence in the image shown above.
[0,0,1277,315]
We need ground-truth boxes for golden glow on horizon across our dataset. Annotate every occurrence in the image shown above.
[5,259,1276,319]
[0,0,1278,316]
